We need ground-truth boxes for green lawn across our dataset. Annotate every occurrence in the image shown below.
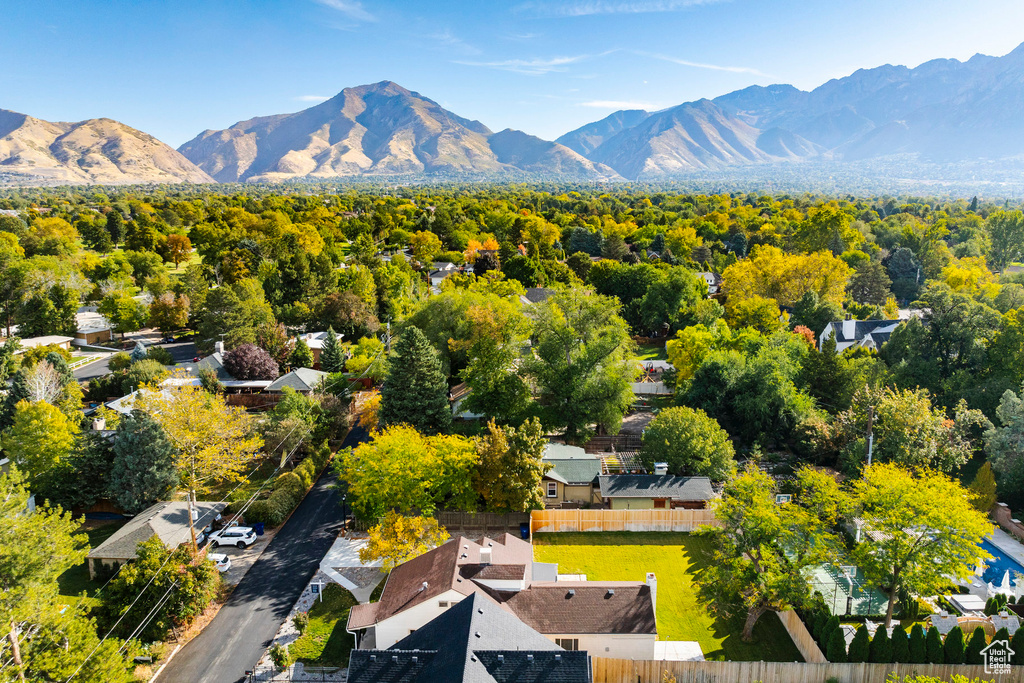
[288,584,358,667]
[637,343,668,361]
[58,521,126,609]
[208,458,281,502]
[532,532,803,662]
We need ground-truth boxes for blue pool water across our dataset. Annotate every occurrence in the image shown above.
[980,539,1024,585]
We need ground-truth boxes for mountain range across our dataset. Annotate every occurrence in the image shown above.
[5,42,1024,187]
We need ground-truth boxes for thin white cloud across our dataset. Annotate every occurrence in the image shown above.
[580,100,657,110]
[454,54,591,75]
[429,29,481,56]
[639,51,767,76]
[314,0,376,22]
[295,95,331,102]
[518,0,726,16]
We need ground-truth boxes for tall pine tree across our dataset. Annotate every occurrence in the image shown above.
[109,410,178,514]
[290,336,314,369]
[965,626,987,664]
[320,326,344,373]
[379,326,452,435]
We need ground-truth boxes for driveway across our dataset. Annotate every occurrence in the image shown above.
[73,339,197,382]
[156,425,369,683]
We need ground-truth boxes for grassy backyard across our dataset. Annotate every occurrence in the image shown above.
[532,532,802,662]
[58,521,126,609]
[636,343,668,361]
[288,584,358,667]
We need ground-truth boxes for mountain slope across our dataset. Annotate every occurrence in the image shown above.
[556,109,651,156]
[0,109,213,186]
[180,81,617,182]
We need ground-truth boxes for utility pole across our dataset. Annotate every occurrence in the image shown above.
[866,404,874,467]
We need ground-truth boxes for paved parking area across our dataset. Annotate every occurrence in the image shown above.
[211,527,279,586]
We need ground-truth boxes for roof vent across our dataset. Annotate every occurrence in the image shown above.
[527,654,534,662]
[555,654,562,662]
[607,589,615,596]
[392,656,399,663]
[480,547,492,565]
[475,631,481,638]
[567,589,575,597]
[370,655,377,662]
[478,608,484,614]
[421,581,429,591]
[412,656,418,663]
[497,654,504,663]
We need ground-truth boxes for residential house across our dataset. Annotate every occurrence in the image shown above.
[430,261,460,288]
[541,443,602,507]
[598,475,713,510]
[519,288,555,307]
[696,272,722,296]
[16,335,74,352]
[86,500,224,578]
[347,534,658,659]
[819,318,901,352]
[449,382,484,420]
[74,307,113,345]
[301,330,343,367]
[266,367,328,394]
[348,592,591,683]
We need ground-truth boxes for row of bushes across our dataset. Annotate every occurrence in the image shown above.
[807,609,1024,664]
[244,443,333,527]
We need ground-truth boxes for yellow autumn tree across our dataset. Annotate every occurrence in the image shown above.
[358,511,450,571]
[722,245,852,311]
[137,381,263,545]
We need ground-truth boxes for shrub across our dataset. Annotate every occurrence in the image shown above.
[108,352,132,372]
[292,611,309,634]
[891,625,910,663]
[146,346,174,365]
[869,624,892,663]
[223,343,280,381]
[943,625,965,664]
[821,615,840,648]
[244,500,275,525]
[1012,627,1024,664]
[812,611,827,641]
[274,472,305,494]
[826,627,847,663]
[965,626,987,664]
[908,624,926,663]
[848,625,870,663]
[270,643,289,669]
[925,626,944,663]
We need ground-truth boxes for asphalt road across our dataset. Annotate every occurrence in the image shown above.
[157,425,368,683]
[73,339,198,382]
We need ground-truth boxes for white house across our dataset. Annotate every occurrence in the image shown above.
[819,318,902,352]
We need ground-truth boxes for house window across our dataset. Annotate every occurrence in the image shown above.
[547,482,557,498]
[438,601,448,608]
[653,499,667,509]
[555,638,579,651]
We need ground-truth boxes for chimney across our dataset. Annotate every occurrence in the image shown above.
[654,462,668,476]
[214,340,225,354]
[646,572,657,613]
[842,316,855,341]
[480,547,492,565]
[92,418,106,431]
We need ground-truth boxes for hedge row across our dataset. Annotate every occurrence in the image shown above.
[244,444,332,527]
[806,608,1024,664]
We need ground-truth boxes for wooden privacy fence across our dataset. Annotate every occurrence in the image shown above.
[591,659,1022,683]
[775,609,826,663]
[531,508,718,533]
[437,510,530,535]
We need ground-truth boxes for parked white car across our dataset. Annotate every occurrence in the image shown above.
[207,552,231,573]
[207,527,257,549]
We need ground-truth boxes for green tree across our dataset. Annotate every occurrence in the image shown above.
[943,624,965,664]
[1010,627,1024,664]
[848,624,870,662]
[696,464,847,641]
[289,336,315,369]
[925,626,944,664]
[964,626,987,664]
[1,400,78,480]
[98,292,149,340]
[985,386,1024,498]
[0,470,135,683]
[639,406,736,480]
[524,288,636,442]
[848,260,893,305]
[987,209,1024,269]
[109,410,179,515]
[358,511,450,571]
[726,295,786,335]
[379,326,452,435]
[473,418,549,513]
[869,624,892,663]
[826,627,847,662]
[148,292,190,334]
[892,624,910,663]
[967,461,998,512]
[319,326,344,373]
[852,463,993,627]
[908,623,927,663]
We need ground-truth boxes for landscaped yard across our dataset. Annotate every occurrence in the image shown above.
[532,532,803,662]
[636,343,668,361]
[288,584,358,667]
[58,520,127,609]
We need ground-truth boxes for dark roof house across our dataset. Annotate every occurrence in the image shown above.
[819,319,901,353]
[348,592,590,683]
[598,475,714,509]
[266,367,328,393]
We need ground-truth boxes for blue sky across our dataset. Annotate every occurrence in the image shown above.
[3,0,1024,147]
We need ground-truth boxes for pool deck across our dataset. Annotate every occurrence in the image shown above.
[988,528,1024,568]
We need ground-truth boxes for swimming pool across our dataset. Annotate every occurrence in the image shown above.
[980,539,1024,585]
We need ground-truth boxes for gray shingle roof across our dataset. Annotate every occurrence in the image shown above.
[598,475,713,500]
[543,459,601,486]
[822,319,901,344]
[266,367,328,392]
[87,501,225,561]
[485,583,656,636]
[348,592,589,683]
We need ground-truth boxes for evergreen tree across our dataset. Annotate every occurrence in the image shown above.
[925,626,944,663]
[319,326,344,373]
[968,462,998,512]
[0,367,29,430]
[869,624,892,663]
[109,410,178,515]
[891,625,910,663]
[821,615,840,649]
[943,624,965,664]
[965,626,987,664]
[289,336,314,369]
[1011,627,1024,664]
[130,341,148,363]
[826,627,847,662]
[985,597,997,615]
[993,626,1011,646]
[379,326,452,435]
[908,623,926,663]
[810,611,825,641]
[848,624,870,662]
